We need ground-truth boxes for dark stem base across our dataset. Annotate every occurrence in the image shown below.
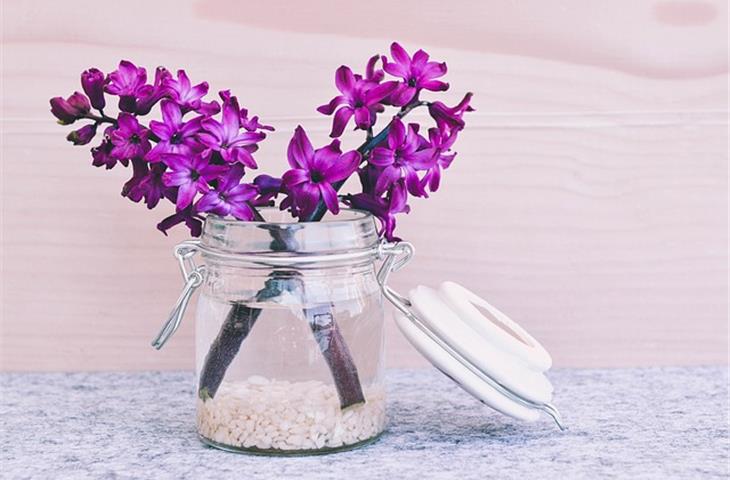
[198,303,260,400]
[305,305,365,409]
[197,275,293,400]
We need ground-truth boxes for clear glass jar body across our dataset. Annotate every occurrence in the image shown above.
[194,210,385,454]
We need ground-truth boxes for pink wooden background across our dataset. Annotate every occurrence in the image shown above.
[1,0,727,371]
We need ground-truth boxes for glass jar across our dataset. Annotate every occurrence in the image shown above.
[190,209,385,454]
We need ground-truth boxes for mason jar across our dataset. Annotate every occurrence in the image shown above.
[187,208,386,454]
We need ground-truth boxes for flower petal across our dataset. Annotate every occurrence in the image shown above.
[354,107,371,129]
[405,166,427,197]
[228,183,258,201]
[370,147,395,167]
[229,147,258,169]
[382,59,408,79]
[282,168,310,187]
[160,101,182,127]
[228,131,266,148]
[176,183,197,210]
[364,81,397,106]
[148,120,172,141]
[180,116,203,136]
[390,85,417,106]
[317,95,346,115]
[219,164,246,191]
[222,97,241,140]
[311,140,342,172]
[229,201,254,221]
[330,107,354,138]
[406,148,437,169]
[335,65,356,95]
[195,191,224,214]
[420,80,449,92]
[199,118,224,147]
[424,166,442,192]
[324,150,360,182]
[412,49,429,68]
[365,54,384,82]
[296,183,320,218]
[374,165,401,195]
[319,182,340,214]
[390,42,411,66]
[287,126,315,169]
[421,61,448,79]
[388,118,406,150]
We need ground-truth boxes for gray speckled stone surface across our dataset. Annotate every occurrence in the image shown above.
[1,367,728,479]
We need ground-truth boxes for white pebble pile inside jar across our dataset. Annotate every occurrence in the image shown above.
[197,376,386,452]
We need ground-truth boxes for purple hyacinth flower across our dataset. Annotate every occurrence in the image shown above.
[428,92,474,134]
[66,123,97,145]
[122,158,149,203]
[105,60,148,113]
[195,165,258,220]
[164,69,209,113]
[344,181,410,241]
[252,174,283,206]
[147,101,202,160]
[198,95,266,168]
[364,54,385,83]
[50,92,90,124]
[162,153,227,210]
[240,108,275,132]
[421,127,458,193]
[135,67,173,115]
[110,113,151,160]
[105,60,146,96]
[218,90,273,132]
[92,127,127,169]
[317,65,397,138]
[91,139,116,169]
[196,100,221,116]
[281,126,360,217]
[138,163,171,209]
[122,159,170,209]
[81,68,106,110]
[382,42,449,106]
[369,118,436,197]
[157,206,204,237]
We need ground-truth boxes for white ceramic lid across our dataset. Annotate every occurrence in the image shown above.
[391,281,563,428]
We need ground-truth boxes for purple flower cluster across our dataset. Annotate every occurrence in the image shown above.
[51,61,274,235]
[52,43,472,240]
[312,42,473,239]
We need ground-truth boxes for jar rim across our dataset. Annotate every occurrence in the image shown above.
[199,208,382,264]
[208,207,374,226]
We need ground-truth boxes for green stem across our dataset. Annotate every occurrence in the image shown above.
[83,112,118,125]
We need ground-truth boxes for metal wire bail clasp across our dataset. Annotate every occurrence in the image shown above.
[377,240,415,311]
[151,240,205,350]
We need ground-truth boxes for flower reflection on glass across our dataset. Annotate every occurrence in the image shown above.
[50,42,473,240]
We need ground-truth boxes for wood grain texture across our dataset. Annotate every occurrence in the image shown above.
[1,0,727,371]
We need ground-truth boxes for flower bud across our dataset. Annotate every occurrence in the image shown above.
[81,68,106,110]
[50,92,91,125]
[428,93,473,133]
[66,123,97,145]
[253,174,282,195]
[50,97,79,124]
[67,91,91,115]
